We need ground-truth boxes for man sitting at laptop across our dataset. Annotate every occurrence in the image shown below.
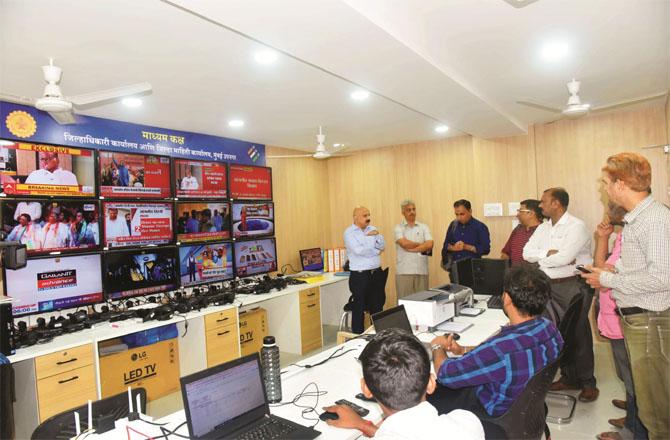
[323,328,484,439]
[428,265,563,417]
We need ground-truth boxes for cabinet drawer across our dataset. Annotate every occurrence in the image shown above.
[35,344,94,380]
[204,308,238,331]
[205,325,240,367]
[37,364,97,422]
[300,298,321,316]
[299,287,320,304]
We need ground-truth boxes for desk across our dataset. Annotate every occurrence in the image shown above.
[83,307,508,440]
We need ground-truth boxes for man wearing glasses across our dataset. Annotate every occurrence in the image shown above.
[25,152,78,186]
[501,199,543,266]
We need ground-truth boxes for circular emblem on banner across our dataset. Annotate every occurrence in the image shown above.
[5,110,37,138]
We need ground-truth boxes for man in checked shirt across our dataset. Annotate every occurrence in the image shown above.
[582,152,670,440]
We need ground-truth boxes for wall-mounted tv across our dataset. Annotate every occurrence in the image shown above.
[1,200,99,255]
[229,165,272,200]
[0,140,95,197]
[234,238,277,278]
[103,247,178,300]
[231,202,274,239]
[102,201,173,249]
[98,151,171,198]
[174,158,227,199]
[5,253,103,317]
[176,201,230,243]
[178,242,234,287]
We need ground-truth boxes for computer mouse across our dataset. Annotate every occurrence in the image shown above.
[319,411,339,421]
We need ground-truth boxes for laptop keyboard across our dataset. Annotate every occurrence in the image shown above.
[236,418,296,440]
[487,295,503,309]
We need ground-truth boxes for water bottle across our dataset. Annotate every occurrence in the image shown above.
[260,335,282,403]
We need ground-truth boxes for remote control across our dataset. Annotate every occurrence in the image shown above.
[335,399,370,416]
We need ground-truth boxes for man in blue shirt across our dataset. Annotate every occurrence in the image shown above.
[441,199,490,282]
[344,206,385,333]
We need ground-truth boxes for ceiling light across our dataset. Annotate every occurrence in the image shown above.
[254,50,278,65]
[122,97,142,107]
[541,41,569,62]
[333,143,342,147]
[228,119,245,128]
[350,90,370,101]
[434,125,449,133]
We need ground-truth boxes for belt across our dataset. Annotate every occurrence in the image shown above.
[550,275,578,284]
[351,267,381,274]
[615,307,649,316]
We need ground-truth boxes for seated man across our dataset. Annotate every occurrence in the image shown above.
[323,328,484,439]
[428,265,563,417]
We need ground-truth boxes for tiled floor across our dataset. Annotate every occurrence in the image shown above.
[147,326,626,439]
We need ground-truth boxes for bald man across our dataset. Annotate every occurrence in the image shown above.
[344,207,385,333]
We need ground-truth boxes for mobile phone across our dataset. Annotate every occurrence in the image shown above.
[576,264,592,274]
[335,399,370,416]
[355,393,377,403]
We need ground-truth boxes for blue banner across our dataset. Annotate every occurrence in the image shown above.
[0,101,265,166]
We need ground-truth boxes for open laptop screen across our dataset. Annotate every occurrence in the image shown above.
[299,248,324,271]
[371,305,413,333]
[182,355,267,438]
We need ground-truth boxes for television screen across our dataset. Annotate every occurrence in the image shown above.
[98,151,171,198]
[229,165,272,200]
[176,201,230,243]
[103,247,178,300]
[5,254,103,317]
[102,202,173,249]
[231,202,274,239]
[1,200,100,255]
[0,140,95,197]
[174,159,227,199]
[234,238,277,277]
[178,242,234,287]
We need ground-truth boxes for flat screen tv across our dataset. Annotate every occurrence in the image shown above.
[1,199,100,255]
[234,238,277,277]
[231,202,274,239]
[103,247,178,300]
[229,165,272,200]
[98,150,171,198]
[176,201,230,243]
[178,242,234,287]
[102,201,173,249]
[5,253,103,317]
[174,158,227,199]
[0,140,96,197]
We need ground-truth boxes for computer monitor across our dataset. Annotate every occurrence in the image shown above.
[234,238,277,277]
[229,165,272,200]
[103,247,178,300]
[471,258,507,296]
[176,201,231,243]
[102,201,173,249]
[231,202,274,239]
[98,150,171,199]
[178,242,234,287]
[455,258,474,289]
[174,158,228,199]
[299,248,323,272]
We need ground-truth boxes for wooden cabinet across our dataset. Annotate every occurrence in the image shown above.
[299,288,323,354]
[35,344,96,422]
[205,308,240,367]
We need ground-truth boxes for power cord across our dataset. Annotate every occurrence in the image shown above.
[285,345,358,370]
[154,421,189,439]
[269,382,326,428]
[280,263,300,275]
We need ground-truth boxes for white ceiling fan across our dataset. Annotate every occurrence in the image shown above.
[267,126,349,160]
[517,79,667,121]
[0,58,152,125]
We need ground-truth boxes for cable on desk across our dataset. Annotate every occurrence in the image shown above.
[154,421,189,439]
[280,263,300,275]
[270,382,326,428]
[138,415,169,426]
[285,345,358,369]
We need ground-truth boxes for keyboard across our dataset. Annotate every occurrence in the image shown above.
[236,418,297,440]
[487,295,504,309]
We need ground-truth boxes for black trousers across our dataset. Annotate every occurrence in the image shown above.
[348,270,383,333]
[427,383,487,417]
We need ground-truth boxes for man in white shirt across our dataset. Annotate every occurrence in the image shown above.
[25,152,78,186]
[323,328,484,440]
[523,187,598,402]
[180,168,199,190]
[105,207,131,243]
[394,199,434,298]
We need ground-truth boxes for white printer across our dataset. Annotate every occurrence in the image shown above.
[398,284,473,330]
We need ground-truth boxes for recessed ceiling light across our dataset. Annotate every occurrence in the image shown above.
[254,49,278,65]
[434,125,449,133]
[333,143,342,148]
[122,97,142,107]
[350,90,370,101]
[228,119,245,128]
[541,41,569,62]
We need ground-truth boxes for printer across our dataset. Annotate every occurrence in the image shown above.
[398,284,474,330]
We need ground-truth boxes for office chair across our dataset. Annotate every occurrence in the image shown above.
[480,355,561,440]
[31,388,147,439]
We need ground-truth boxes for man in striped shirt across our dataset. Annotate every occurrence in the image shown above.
[501,199,543,266]
[428,265,563,417]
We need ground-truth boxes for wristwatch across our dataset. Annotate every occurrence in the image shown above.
[431,344,444,352]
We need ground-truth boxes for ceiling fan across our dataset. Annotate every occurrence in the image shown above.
[0,58,152,125]
[517,79,667,121]
[267,126,349,160]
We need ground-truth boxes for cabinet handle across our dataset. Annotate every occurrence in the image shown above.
[216,317,229,323]
[56,358,77,365]
[58,375,79,384]
[307,293,316,297]
[307,304,316,308]
[217,330,230,336]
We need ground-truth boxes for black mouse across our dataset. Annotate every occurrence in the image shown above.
[319,411,339,421]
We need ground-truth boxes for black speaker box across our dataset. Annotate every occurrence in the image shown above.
[0,302,14,356]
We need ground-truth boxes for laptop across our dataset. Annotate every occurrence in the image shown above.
[371,305,434,354]
[292,248,324,278]
[180,353,320,439]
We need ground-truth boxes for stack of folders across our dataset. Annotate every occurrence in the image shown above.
[323,248,347,272]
